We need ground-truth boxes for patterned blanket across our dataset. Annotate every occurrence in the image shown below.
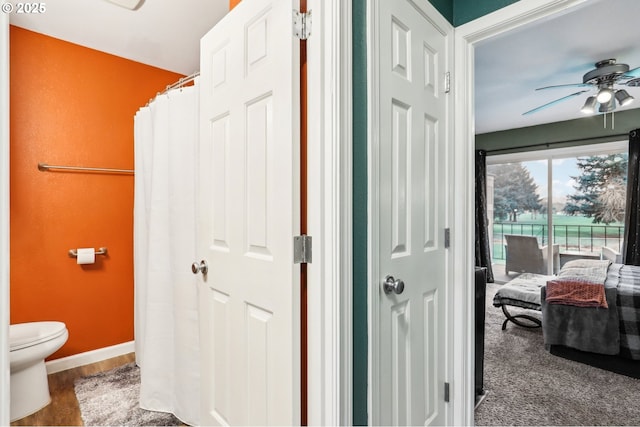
[616,265,640,360]
[545,259,611,308]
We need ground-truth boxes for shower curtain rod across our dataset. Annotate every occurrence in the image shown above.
[146,71,200,106]
[163,71,200,93]
[484,133,629,155]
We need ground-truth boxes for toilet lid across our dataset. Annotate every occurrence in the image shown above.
[10,321,68,351]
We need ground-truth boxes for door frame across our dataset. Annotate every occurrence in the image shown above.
[306,0,353,424]
[1,12,10,426]
[453,0,590,424]
[367,0,455,424]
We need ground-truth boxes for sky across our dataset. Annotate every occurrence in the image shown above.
[523,158,580,202]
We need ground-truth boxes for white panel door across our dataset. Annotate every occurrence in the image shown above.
[374,0,452,425]
[197,0,300,425]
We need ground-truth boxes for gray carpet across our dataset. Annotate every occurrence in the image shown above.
[476,282,640,426]
[74,363,181,426]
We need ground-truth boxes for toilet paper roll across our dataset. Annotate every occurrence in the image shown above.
[76,248,95,265]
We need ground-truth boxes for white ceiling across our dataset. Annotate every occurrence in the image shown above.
[475,0,640,134]
[9,0,229,75]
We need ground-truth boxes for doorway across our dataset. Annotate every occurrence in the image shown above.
[453,0,607,424]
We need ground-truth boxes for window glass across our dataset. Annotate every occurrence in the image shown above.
[486,142,627,278]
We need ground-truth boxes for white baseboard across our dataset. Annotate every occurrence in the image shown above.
[45,341,135,374]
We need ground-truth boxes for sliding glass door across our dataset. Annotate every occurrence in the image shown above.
[487,142,627,278]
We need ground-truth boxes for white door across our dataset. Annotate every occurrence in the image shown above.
[197,0,301,425]
[372,0,452,425]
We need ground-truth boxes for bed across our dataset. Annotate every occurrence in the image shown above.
[540,260,640,372]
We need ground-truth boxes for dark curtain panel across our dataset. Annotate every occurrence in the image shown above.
[624,129,640,265]
[475,150,494,282]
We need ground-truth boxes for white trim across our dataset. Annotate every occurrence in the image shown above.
[45,341,135,374]
[453,0,591,424]
[1,12,10,427]
[338,1,353,424]
[452,27,475,425]
[306,0,352,424]
[442,15,456,427]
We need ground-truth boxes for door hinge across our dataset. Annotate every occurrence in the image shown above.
[444,71,451,94]
[444,228,450,249]
[444,382,450,402]
[294,235,312,264]
[293,10,312,40]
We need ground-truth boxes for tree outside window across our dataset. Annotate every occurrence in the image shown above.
[564,154,628,224]
[488,162,543,222]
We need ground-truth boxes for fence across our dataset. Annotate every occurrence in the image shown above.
[492,222,624,260]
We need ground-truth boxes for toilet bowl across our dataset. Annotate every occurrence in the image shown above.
[9,321,69,422]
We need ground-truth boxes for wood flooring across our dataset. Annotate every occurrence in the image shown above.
[10,352,136,426]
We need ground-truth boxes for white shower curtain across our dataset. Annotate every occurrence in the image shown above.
[133,82,200,426]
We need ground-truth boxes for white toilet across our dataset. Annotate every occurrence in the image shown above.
[9,321,69,422]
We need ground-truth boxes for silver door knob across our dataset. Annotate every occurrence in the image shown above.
[383,275,404,294]
[191,260,208,275]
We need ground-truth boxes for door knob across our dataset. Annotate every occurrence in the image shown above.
[191,260,208,275]
[383,275,404,295]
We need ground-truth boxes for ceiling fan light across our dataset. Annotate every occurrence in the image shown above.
[596,87,613,103]
[598,98,616,113]
[581,96,597,114]
[615,89,634,107]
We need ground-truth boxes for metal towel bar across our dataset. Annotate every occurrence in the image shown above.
[38,163,134,175]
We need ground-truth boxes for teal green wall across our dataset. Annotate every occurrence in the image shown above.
[429,0,454,24]
[351,0,522,424]
[454,0,520,26]
[352,0,368,424]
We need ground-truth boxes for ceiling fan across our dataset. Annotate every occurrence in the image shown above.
[523,59,640,116]
[102,0,145,10]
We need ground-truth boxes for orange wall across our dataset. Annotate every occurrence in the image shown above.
[9,26,183,359]
[229,0,241,9]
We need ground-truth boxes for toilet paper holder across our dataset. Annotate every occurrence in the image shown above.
[68,247,108,258]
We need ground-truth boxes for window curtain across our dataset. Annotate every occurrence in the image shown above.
[624,128,640,265]
[475,150,494,282]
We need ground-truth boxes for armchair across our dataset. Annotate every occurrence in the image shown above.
[601,246,623,263]
[504,234,559,275]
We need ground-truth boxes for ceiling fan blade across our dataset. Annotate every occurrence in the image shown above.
[621,66,640,79]
[535,83,593,91]
[522,90,590,116]
[622,78,640,87]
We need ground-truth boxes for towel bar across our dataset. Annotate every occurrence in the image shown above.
[39,163,134,175]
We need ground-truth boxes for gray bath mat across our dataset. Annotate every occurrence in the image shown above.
[74,362,181,426]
